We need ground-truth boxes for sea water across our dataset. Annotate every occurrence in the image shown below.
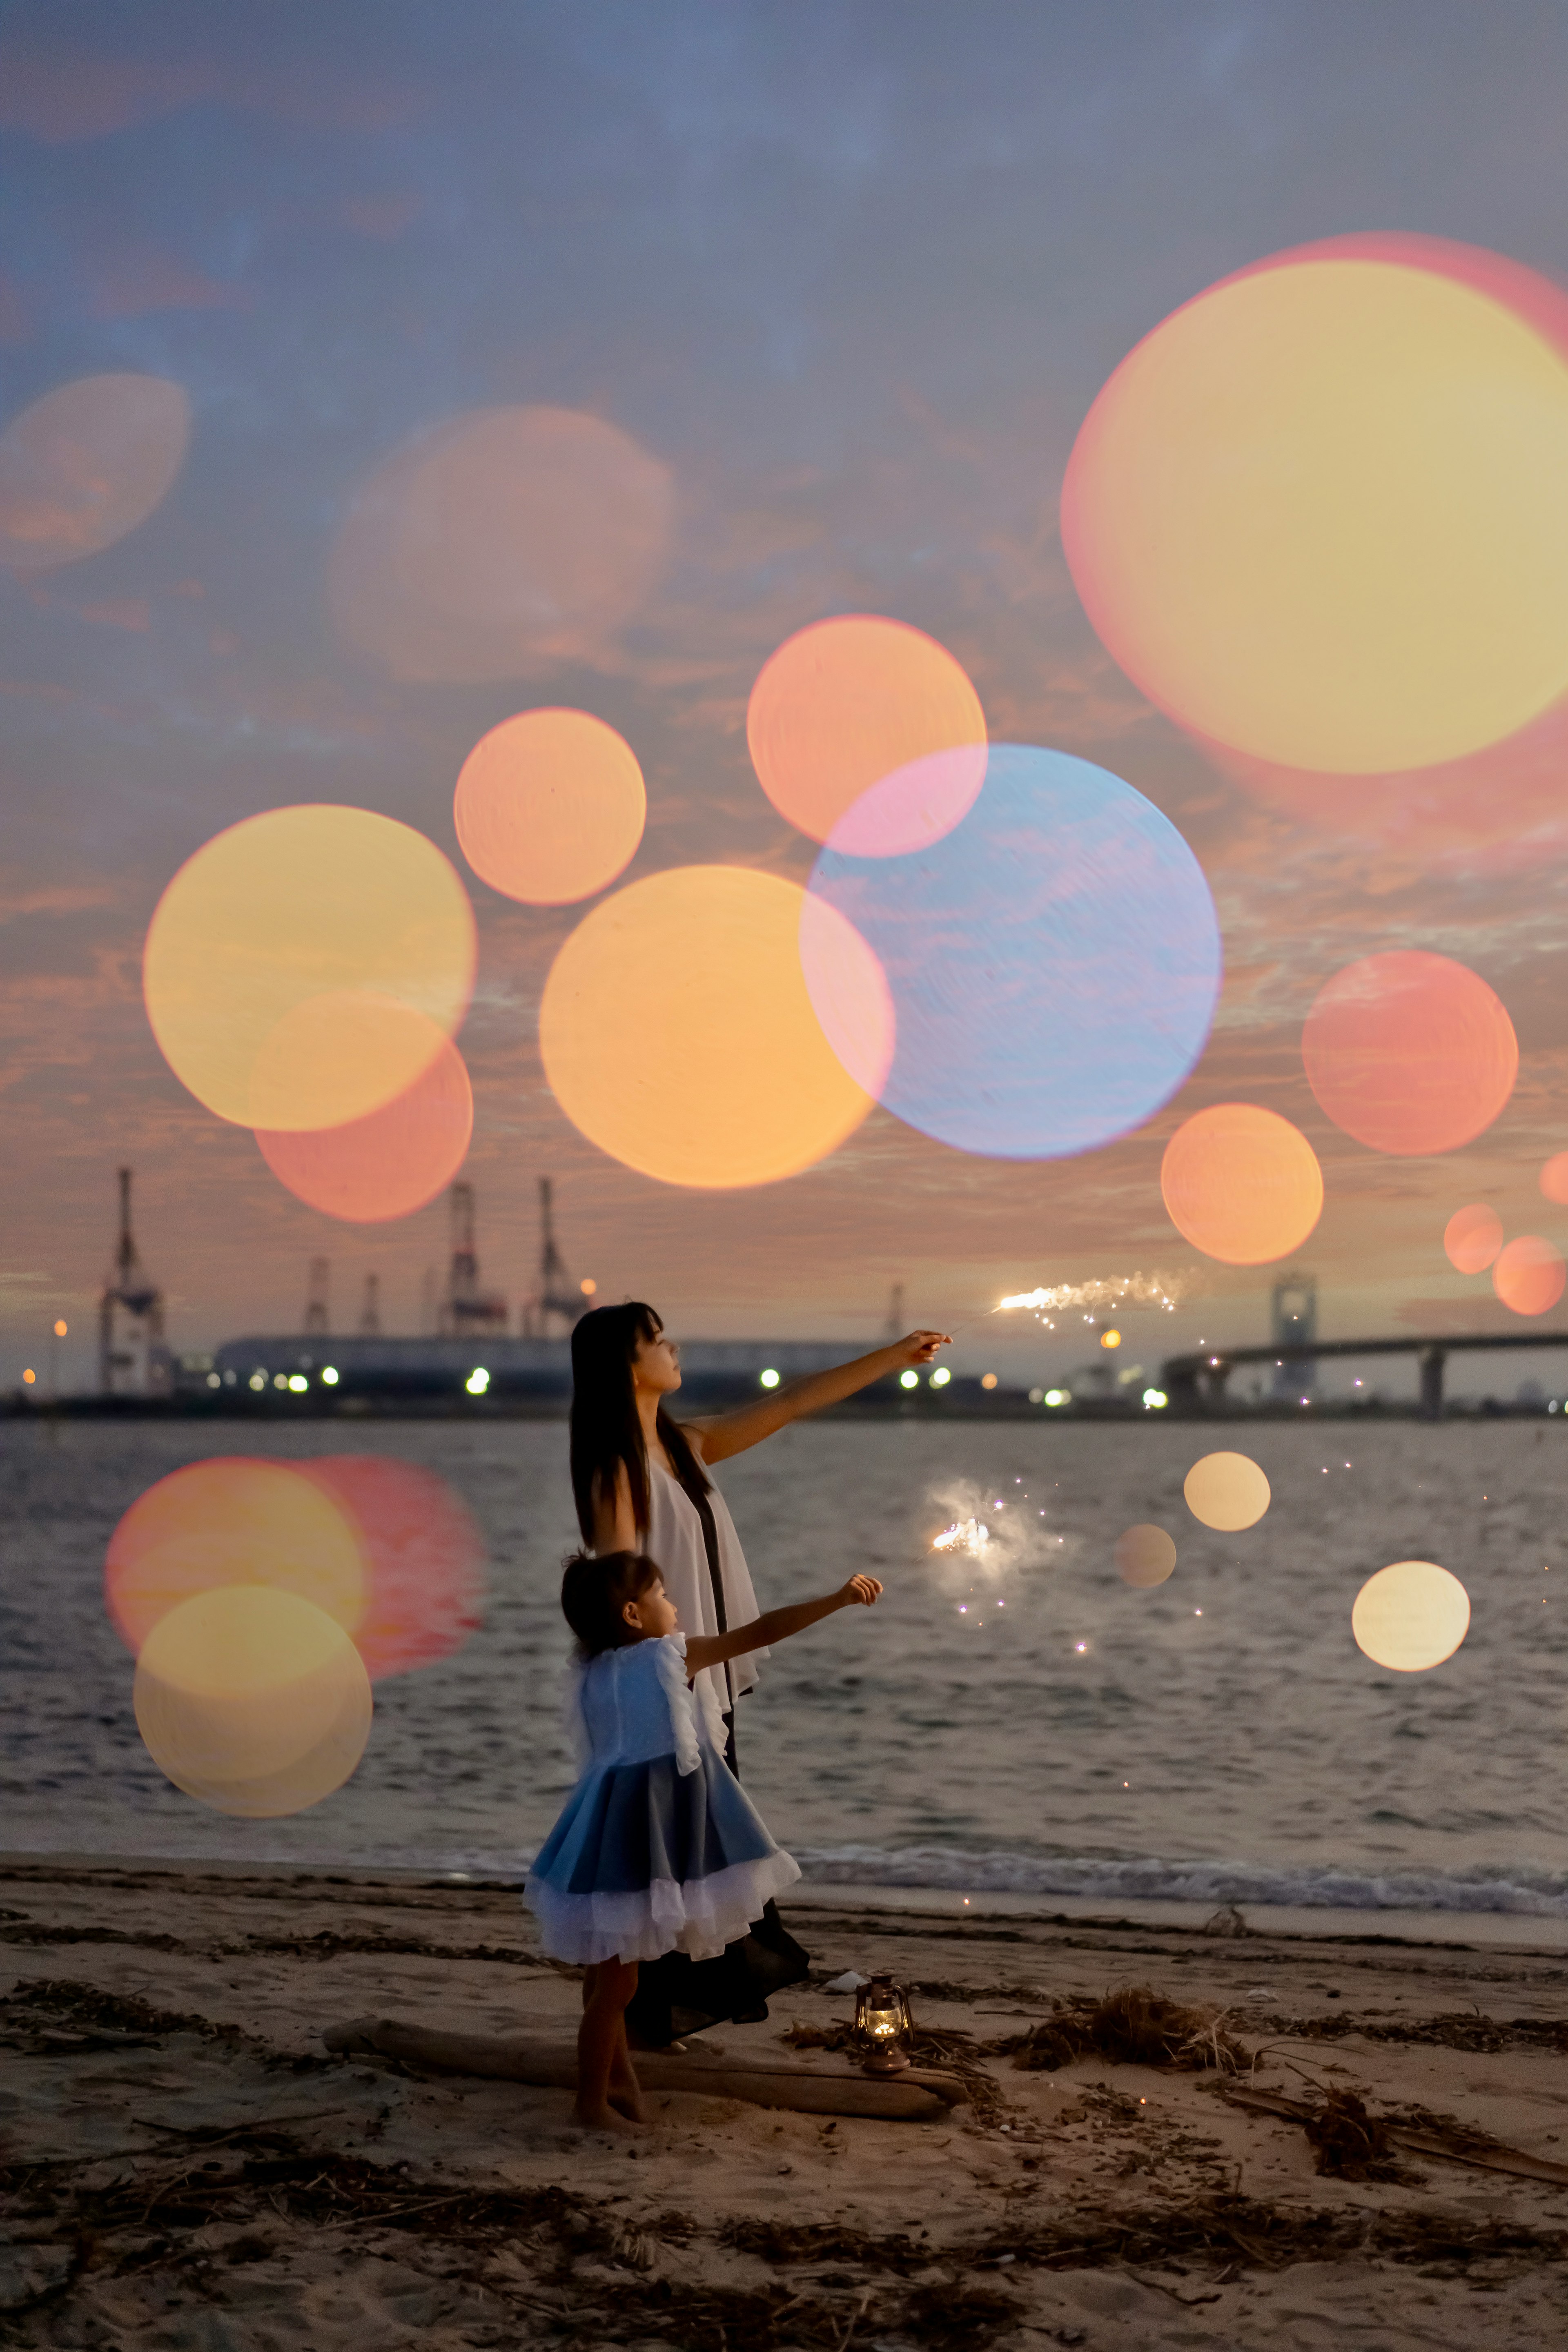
[3,1414,1567,1919]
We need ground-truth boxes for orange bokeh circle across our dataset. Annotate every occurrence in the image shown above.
[1541,1152,1568,1206]
[1443,1203,1503,1275]
[455,708,646,905]
[0,373,190,570]
[143,806,475,1131]
[1302,951,1516,1156]
[1493,1235,1566,1318]
[106,1459,368,1658]
[1160,1104,1323,1265]
[747,615,987,847]
[540,865,884,1188]
[329,405,673,682]
[256,1031,473,1222]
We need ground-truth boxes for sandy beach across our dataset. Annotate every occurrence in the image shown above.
[4,1861,1568,2349]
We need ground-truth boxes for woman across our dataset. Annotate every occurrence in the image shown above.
[568,1301,949,2047]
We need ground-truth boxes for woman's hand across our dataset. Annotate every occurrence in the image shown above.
[838,1574,883,1608]
[890,1328,950,1368]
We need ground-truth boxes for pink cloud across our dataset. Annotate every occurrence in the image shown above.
[85,240,252,319]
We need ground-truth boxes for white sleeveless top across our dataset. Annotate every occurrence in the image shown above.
[646,1459,766,1748]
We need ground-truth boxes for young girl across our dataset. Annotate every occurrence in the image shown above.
[526,1550,882,2131]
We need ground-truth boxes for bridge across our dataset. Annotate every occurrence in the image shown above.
[1160,1332,1568,1417]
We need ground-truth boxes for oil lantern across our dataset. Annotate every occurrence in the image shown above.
[853,1971,913,2074]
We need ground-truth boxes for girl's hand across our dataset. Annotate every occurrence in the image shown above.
[891,1328,950,1367]
[839,1575,883,1607]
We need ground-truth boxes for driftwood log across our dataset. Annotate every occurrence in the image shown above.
[324,2015,967,2121]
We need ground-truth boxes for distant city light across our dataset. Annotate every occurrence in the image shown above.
[22,1368,36,1385]
[466,1367,490,1395]
[1028,1386,1043,1403]
[287,1374,308,1393]
[206,1372,220,1388]
[1045,1388,1068,1407]
[53,1320,67,1338]
[759,1367,780,1388]
[1101,1329,1121,1349]
[249,1371,267,1392]
[980,1372,998,1390]
[930,1365,951,1387]
[580,1277,597,1296]
[273,1374,288,1390]
[322,1366,339,1386]
[900,1369,918,1389]
[1143,1387,1169,1409]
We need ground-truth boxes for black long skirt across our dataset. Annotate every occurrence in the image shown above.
[623,1710,808,2047]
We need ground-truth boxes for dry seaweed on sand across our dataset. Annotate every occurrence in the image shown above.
[1220,2079,1568,2187]
[990,1986,1254,2076]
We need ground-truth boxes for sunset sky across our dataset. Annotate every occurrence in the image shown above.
[7,0,1568,1392]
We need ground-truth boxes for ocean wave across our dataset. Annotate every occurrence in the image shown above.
[793,1844,1568,1916]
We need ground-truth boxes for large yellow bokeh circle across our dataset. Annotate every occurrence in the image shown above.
[1063,258,1568,774]
[134,1586,373,1817]
[143,806,475,1130]
[1352,1560,1470,1673]
[540,866,879,1188]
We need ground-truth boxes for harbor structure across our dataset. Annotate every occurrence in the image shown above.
[98,1168,170,1396]
[439,1181,508,1338]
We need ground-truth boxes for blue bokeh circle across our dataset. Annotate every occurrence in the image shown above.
[806,744,1222,1159]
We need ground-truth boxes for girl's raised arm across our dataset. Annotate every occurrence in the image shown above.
[683,1575,882,1674]
[683,1333,949,1465]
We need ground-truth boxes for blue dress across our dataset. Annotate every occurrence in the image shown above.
[525,1633,800,1967]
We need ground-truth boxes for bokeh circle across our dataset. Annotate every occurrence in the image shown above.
[1302,952,1516,1156]
[806,744,1221,1159]
[1443,1203,1503,1275]
[454,708,646,905]
[134,1586,372,1817]
[106,1459,367,1657]
[1115,1525,1177,1587]
[748,615,987,849]
[1063,245,1568,773]
[0,374,190,570]
[1541,1152,1568,1206]
[1161,1105,1323,1265]
[144,806,475,1131]
[540,865,887,1189]
[256,1031,473,1222]
[1493,1235,1566,1318]
[1352,1560,1470,1673]
[1183,1452,1271,1532]
[329,405,673,681]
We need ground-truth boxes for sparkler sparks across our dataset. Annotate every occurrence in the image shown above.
[994,1269,1196,1328]
[933,1517,991,1557]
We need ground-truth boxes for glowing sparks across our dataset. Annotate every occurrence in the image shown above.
[995,1270,1195,1328]
[933,1517,991,1556]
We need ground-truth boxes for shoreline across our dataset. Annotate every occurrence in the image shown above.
[4,1854,1568,2345]
[7,1848,1568,1954]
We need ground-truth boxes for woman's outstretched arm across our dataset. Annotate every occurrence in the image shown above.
[684,1575,882,1673]
[684,1330,950,1464]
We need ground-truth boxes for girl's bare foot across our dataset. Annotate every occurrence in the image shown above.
[571,2098,645,2133]
[608,2086,649,2123]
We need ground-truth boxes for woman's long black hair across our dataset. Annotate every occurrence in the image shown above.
[569,1302,710,1545]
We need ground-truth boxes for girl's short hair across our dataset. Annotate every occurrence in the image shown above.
[561,1550,663,1657]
